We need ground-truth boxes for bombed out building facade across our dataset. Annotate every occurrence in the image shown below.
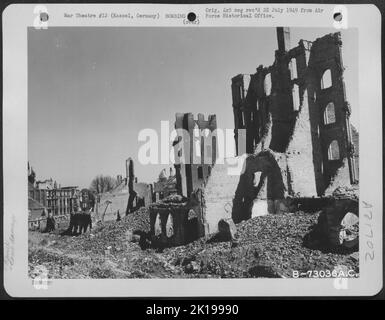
[149,28,360,244]
[231,28,359,200]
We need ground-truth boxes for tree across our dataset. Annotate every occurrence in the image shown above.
[89,175,116,194]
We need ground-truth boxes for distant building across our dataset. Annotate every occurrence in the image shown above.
[28,163,79,216]
[153,167,178,201]
[46,186,79,215]
[95,158,153,221]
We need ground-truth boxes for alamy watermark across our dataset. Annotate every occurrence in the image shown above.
[137,121,247,175]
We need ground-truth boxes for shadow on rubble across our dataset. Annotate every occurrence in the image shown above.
[247,264,282,278]
[303,224,358,254]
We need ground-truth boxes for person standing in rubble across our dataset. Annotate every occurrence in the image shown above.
[45,211,56,233]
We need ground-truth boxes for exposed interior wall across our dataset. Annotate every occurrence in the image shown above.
[285,89,318,197]
[201,157,242,234]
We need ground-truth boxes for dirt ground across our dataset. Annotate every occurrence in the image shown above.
[28,208,359,279]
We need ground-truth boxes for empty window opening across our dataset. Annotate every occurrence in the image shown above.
[292,84,300,111]
[253,171,262,187]
[264,73,272,96]
[193,123,201,158]
[324,102,336,124]
[154,214,162,236]
[166,214,174,238]
[243,74,251,98]
[239,86,244,99]
[290,58,298,80]
[328,140,340,160]
[198,166,204,179]
[321,69,332,89]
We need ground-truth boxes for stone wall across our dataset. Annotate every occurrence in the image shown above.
[230,28,358,197]
[174,113,217,198]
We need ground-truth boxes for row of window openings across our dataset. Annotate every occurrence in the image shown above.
[238,61,332,101]
[290,58,333,90]
[239,99,335,130]
[47,200,72,206]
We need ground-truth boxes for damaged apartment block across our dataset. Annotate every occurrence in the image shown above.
[230,27,359,220]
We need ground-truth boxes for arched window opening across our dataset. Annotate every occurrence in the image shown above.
[324,102,336,124]
[321,69,332,89]
[264,73,272,96]
[154,213,162,236]
[166,214,174,238]
[328,140,340,160]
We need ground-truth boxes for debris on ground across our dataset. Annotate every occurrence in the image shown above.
[29,204,359,279]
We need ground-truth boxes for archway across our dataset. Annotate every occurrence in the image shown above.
[232,151,285,223]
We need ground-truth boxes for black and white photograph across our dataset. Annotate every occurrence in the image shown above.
[2,3,382,297]
[27,25,360,280]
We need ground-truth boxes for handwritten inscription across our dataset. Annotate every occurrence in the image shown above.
[362,201,374,262]
[4,215,16,271]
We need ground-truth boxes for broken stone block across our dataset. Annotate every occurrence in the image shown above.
[340,212,359,249]
[217,218,238,242]
[341,212,359,229]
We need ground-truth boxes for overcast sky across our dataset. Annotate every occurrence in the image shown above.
[28,27,358,188]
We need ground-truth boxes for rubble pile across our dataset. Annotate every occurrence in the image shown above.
[164,211,358,278]
[73,207,151,254]
[303,186,359,252]
[29,204,359,279]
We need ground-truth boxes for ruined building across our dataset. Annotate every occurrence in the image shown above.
[153,167,178,201]
[149,113,217,245]
[174,113,217,197]
[95,158,153,221]
[28,163,80,217]
[148,28,360,243]
[231,28,359,200]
